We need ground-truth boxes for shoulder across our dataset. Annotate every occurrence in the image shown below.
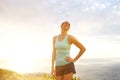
[53,36,57,39]
[68,34,77,44]
[52,35,58,42]
[68,34,76,40]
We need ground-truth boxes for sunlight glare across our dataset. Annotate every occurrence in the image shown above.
[9,58,35,73]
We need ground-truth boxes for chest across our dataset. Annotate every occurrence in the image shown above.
[55,37,70,49]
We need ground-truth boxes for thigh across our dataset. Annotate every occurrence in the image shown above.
[64,62,76,75]
[63,72,73,80]
[55,66,64,76]
[56,75,63,80]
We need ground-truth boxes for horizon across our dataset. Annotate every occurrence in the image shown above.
[0,57,120,73]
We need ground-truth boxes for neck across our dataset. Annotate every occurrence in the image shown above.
[60,31,67,36]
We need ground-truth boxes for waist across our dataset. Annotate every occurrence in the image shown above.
[56,49,70,53]
[55,61,70,66]
[55,54,70,66]
[56,62,74,67]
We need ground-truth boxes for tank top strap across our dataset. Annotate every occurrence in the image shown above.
[64,34,69,41]
[56,35,59,41]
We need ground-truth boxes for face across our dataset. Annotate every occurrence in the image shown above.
[61,21,70,31]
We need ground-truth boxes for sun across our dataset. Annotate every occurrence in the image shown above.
[9,58,35,73]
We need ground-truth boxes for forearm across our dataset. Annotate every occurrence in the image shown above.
[51,52,56,69]
[73,48,86,62]
[52,59,55,69]
[51,51,56,77]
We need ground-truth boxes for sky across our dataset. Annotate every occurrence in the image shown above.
[0,0,120,73]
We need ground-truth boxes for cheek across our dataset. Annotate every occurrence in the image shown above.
[65,27,70,31]
[66,26,70,29]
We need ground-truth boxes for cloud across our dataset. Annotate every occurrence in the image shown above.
[0,0,120,59]
[0,0,120,36]
[0,0,57,34]
[96,24,120,36]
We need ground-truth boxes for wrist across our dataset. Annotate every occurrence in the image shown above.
[72,59,75,62]
[73,59,76,62]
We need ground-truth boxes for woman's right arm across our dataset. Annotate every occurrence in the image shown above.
[51,36,56,77]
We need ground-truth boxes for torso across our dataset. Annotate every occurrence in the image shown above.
[55,34,71,66]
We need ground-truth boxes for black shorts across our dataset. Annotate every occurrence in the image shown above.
[55,62,76,76]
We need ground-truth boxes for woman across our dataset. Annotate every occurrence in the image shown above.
[51,21,86,80]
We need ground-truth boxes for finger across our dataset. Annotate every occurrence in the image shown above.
[66,56,70,58]
[66,58,71,62]
[51,72,55,77]
[66,57,69,60]
[52,73,56,78]
[66,57,70,60]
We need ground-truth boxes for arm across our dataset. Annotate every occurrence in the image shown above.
[66,35,86,62]
[51,36,56,77]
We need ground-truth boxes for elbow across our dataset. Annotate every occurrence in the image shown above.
[84,47,86,51]
[82,47,86,52]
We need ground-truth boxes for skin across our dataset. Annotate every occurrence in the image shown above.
[51,21,86,80]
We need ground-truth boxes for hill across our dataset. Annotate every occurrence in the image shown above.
[0,68,80,80]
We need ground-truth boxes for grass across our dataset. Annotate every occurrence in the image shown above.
[0,68,80,80]
[24,73,81,80]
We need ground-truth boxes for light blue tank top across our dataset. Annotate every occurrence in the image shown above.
[55,34,71,66]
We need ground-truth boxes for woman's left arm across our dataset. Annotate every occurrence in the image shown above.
[66,35,86,62]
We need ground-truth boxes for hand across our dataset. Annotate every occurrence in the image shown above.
[51,69,56,78]
[66,56,75,62]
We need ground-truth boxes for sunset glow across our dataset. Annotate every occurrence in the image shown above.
[0,0,120,73]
